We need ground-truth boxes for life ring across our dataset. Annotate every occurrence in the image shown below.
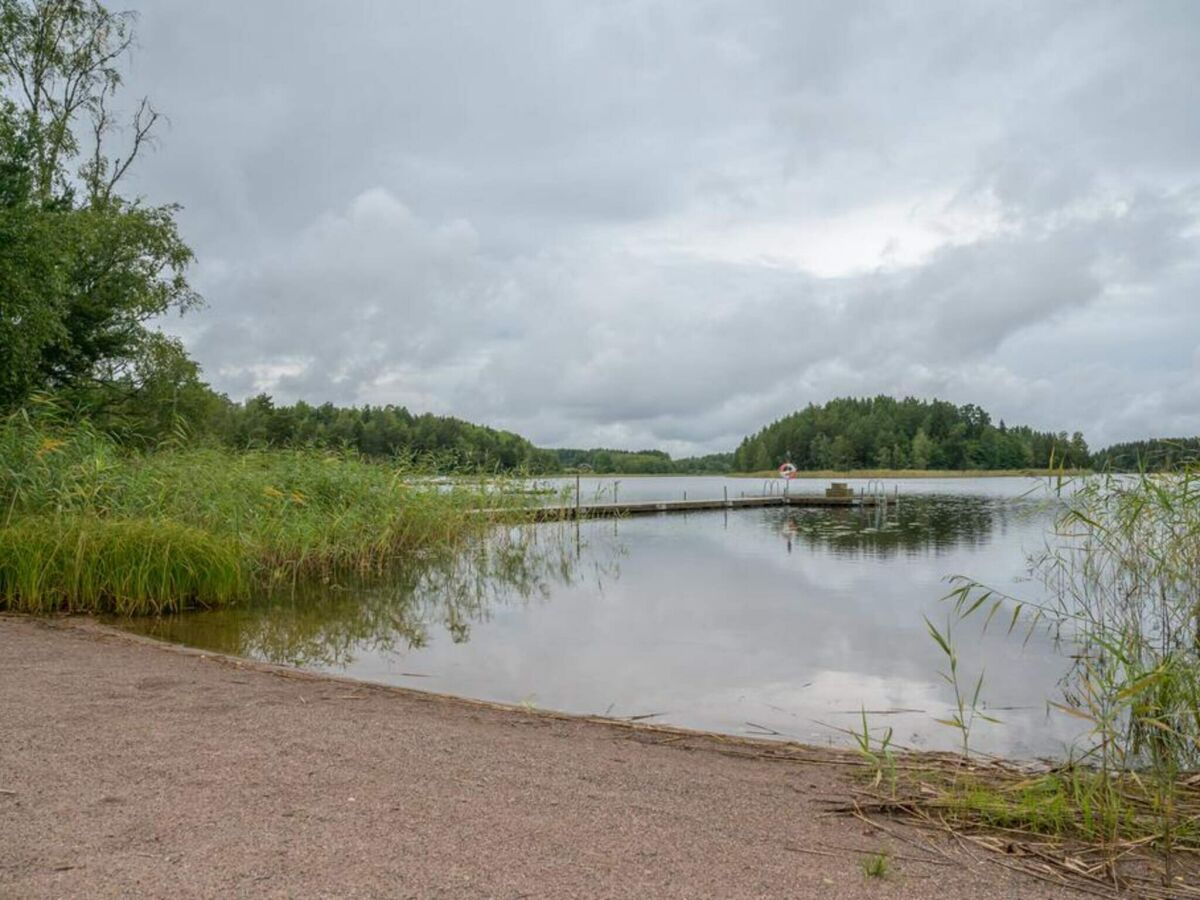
[778,462,798,479]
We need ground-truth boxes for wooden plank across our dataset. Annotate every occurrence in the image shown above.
[478,493,880,521]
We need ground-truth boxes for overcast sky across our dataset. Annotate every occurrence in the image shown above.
[120,0,1200,454]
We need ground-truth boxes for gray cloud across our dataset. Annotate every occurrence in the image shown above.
[123,0,1200,453]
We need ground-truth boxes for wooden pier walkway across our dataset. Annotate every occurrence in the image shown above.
[507,492,883,521]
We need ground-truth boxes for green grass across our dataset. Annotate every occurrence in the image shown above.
[859,851,889,878]
[936,466,1200,857]
[903,765,1200,849]
[0,410,526,614]
[0,516,243,615]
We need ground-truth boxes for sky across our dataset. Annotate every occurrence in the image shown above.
[119,0,1200,455]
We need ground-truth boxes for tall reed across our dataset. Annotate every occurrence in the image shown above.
[0,406,532,614]
[942,464,1200,856]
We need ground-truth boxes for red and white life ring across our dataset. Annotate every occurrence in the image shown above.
[778,462,798,480]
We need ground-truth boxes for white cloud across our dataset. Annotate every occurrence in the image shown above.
[124,0,1200,453]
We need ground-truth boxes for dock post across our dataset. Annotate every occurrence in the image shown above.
[575,473,581,520]
[614,481,619,506]
[724,485,728,506]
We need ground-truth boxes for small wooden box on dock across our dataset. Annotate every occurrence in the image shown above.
[825,482,853,499]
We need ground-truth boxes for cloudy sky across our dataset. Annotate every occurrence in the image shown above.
[121,0,1200,454]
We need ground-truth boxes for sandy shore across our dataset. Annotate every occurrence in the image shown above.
[0,615,1088,899]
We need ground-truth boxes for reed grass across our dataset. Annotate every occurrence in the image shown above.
[0,517,243,614]
[0,406,529,614]
[850,465,1200,896]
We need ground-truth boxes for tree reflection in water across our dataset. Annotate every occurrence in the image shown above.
[123,522,617,668]
[776,494,1050,559]
[122,496,1051,672]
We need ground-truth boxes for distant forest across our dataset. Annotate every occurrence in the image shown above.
[1091,438,1200,471]
[207,395,561,472]
[191,394,1099,474]
[81,384,1190,475]
[203,398,739,474]
[731,396,1092,472]
[552,448,734,475]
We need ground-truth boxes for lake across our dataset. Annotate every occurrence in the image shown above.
[114,476,1085,759]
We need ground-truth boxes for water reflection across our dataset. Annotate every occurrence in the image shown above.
[115,482,1080,758]
[120,525,609,668]
[776,494,1048,558]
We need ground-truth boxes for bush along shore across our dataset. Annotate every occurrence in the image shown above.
[0,408,540,616]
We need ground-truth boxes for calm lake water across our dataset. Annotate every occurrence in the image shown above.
[115,476,1085,759]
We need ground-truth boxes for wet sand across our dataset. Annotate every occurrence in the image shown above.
[0,615,1088,899]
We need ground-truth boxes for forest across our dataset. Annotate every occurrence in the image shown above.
[731,396,1092,472]
[552,448,733,474]
[1091,437,1200,471]
[206,395,560,472]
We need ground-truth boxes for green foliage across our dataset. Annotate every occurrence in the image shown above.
[34,198,199,394]
[0,516,243,614]
[0,0,200,415]
[924,615,999,756]
[937,769,1142,844]
[859,852,889,879]
[211,394,561,473]
[126,527,582,667]
[733,396,1089,472]
[851,706,897,792]
[552,447,733,474]
[1092,437,1200,472]
[0,408,517,614]
[943,466,1200,855]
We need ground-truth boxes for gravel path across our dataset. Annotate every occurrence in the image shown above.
[0,616,1090,899]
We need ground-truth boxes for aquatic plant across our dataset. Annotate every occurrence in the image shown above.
[923,615,999,757]
[0,407,537,614]
[0,516,243,615]
[856,466,1200,895]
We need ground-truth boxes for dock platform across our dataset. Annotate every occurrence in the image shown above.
[501,493,882,521]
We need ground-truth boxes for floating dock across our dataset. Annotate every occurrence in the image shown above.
[506,492,883,521]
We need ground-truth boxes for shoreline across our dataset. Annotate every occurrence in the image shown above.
[1,613,1088,898]
[61,615,854,756]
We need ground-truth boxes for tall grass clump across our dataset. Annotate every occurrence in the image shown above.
[0,405,530,614]
[876,465,1200,891]
[951,467,1200,774]
[0,517,243,614]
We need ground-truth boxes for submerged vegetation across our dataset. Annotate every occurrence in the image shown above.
[0,406,537,615]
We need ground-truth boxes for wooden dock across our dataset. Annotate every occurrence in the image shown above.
[511,493,882,521]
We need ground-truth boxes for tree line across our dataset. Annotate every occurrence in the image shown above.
[1090,438,1200,472]
[207,395,560,472]
[732,396,1092,472]
[552,448,733,475]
